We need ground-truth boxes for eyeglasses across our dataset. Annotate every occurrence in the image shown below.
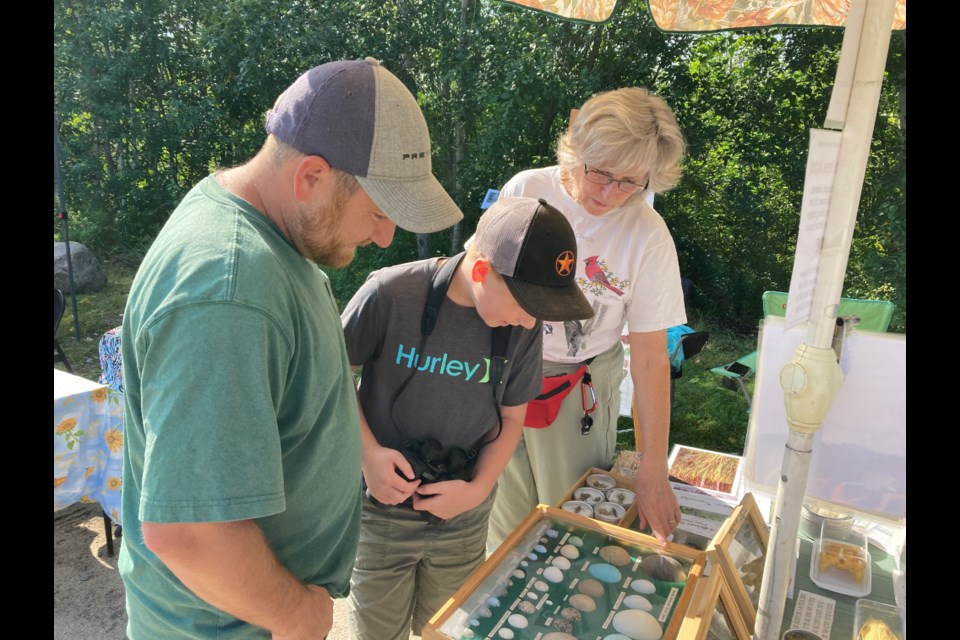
[583,164,648,194]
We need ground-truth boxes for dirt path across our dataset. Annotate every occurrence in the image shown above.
[54,502,416,639]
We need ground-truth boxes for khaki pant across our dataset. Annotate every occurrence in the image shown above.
[487,340,623,551]
[347,488,495,640]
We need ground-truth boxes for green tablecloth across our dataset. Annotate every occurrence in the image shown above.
[779,533,899,640]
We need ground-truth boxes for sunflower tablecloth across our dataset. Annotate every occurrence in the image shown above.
[54,368,123,525]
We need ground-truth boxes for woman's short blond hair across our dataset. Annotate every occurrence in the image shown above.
[557,87,685,195]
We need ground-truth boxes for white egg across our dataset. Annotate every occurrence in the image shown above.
[551,556,571,570]
[560,544,580,559]
[498,628,514,639]
[507,614,529,629]
[611,610,663,640]
[543,566,564,583]
[623,595,653,611]
[631,579,656,594]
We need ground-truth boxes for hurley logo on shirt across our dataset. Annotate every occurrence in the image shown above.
[395,344,495,382]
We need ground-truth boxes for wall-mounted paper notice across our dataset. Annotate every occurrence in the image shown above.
[785,129,843,330]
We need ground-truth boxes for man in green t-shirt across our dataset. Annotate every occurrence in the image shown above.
[120,57,462,639]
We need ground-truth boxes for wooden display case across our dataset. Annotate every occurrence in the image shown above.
[423,505,706,640]
[706,492,769,632]
[554,466,638,529]
[675,550,752,640]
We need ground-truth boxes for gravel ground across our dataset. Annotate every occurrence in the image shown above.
[53,502,419,639]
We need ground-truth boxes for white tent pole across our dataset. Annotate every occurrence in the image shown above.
[752,0,897,638]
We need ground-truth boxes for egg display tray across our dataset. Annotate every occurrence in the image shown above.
[423,506,705,640]
[555,467,639,529]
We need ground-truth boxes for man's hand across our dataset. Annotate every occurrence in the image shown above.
[634,462,681,546]
[412,479,488,520]
[362,445,421,505]
[271,584,333,640]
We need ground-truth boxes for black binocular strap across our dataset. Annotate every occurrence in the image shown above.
[389,252,511,460]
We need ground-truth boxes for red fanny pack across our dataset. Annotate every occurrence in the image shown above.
[523,365,597,429]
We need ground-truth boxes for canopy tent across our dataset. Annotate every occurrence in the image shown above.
[496,1,906,638]
[499,0,905,29]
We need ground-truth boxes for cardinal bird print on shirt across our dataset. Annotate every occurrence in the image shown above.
[582,256,625,297]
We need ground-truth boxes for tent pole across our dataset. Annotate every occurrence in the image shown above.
[54,116,81,340]
[752,0,897,638]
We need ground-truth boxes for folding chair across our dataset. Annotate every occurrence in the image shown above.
[711,291,895,406]
[54,288,74,373]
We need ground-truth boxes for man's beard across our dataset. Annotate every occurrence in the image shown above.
[293,189,363,268]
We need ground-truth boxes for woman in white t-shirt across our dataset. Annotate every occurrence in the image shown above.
[486,87,688,549]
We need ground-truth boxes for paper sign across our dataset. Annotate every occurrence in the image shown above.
[790,590,836,639]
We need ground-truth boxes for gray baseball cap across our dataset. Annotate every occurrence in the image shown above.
[474,197,593,322]
[265,57,463,234]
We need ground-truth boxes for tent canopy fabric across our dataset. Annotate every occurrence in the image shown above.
[498,0,906,30]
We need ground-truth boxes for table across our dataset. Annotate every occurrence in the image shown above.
[778,530,901,640]
[54,368,124,529]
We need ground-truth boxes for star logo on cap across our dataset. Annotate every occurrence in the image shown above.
[555,250,575,276]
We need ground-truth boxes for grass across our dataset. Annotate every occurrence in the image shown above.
[56,260,759,457]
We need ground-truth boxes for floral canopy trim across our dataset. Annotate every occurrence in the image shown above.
[497,0,906,30]
[495,0,621,23]
[648,0,906,31]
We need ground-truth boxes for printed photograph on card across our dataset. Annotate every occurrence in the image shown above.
[668,445,743,497]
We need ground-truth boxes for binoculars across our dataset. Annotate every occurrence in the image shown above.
[366,437,476,524]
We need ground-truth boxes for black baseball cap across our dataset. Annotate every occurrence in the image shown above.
[473,197,593,321]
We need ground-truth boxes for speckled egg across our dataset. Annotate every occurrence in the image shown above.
[623,595,653,611]
[486,597,500,607]
[588,562,623,583]
[518,600,536,613]
[512,569,525,579]
[546,528,559,538]
[630,579,656,594]
[542,633,576,640]
[551,619,574,633]
[543,566,564,583]
[560,606,582,621]
[611,609,664,640]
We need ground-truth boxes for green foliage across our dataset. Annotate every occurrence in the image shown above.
[54,0,906,333]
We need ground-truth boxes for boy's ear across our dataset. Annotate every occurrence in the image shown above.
[471,259,490,283]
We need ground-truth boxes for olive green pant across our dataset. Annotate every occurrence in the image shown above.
[487,340,623,551]
[347,488,495,640]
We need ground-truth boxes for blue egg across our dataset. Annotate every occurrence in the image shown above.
[588,563,623,583]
